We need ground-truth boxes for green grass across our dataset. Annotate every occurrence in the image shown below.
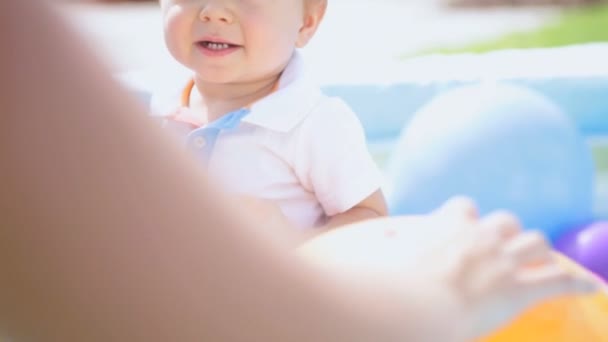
[593,142,608,172]
[591,142,608,218]
[408,4,608,57]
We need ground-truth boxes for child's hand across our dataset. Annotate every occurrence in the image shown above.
[298,197,599,341]
[430,198,598,339]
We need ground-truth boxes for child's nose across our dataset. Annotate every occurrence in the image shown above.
[199,3,234,25]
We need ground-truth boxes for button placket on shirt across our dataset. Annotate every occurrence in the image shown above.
[185,108,251,165]
[187,127,220,164]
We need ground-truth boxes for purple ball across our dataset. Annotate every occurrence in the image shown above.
[555,221,608,281]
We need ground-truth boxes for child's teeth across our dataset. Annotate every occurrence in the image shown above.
[207,42,230,50]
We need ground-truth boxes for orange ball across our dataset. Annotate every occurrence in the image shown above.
[482,254,608,341]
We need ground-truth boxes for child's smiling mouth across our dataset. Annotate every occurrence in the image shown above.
[195,38,242,57]
[198,41,240,50]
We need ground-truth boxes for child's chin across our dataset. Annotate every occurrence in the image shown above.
[195,70,241,84]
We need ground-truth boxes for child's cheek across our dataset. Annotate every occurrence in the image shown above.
[163,9,192,60]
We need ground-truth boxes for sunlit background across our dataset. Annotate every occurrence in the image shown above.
[62,0,608,219]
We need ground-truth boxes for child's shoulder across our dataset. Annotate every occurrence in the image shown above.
[299,93,361,131]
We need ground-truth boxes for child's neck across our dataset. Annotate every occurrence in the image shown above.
[192,74,280,124]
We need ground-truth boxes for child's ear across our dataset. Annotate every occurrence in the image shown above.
[296,0,327,48]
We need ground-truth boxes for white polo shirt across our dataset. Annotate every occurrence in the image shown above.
[152,53,383,228]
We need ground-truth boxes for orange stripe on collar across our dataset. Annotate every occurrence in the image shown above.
[180,79,196,107]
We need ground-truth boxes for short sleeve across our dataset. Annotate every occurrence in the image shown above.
[294,97,383,216]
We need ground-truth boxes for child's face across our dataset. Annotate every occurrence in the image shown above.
[161,0,325,84]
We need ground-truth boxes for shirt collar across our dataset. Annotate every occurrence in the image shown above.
[242,52,322,133]
[177,51,322,133]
